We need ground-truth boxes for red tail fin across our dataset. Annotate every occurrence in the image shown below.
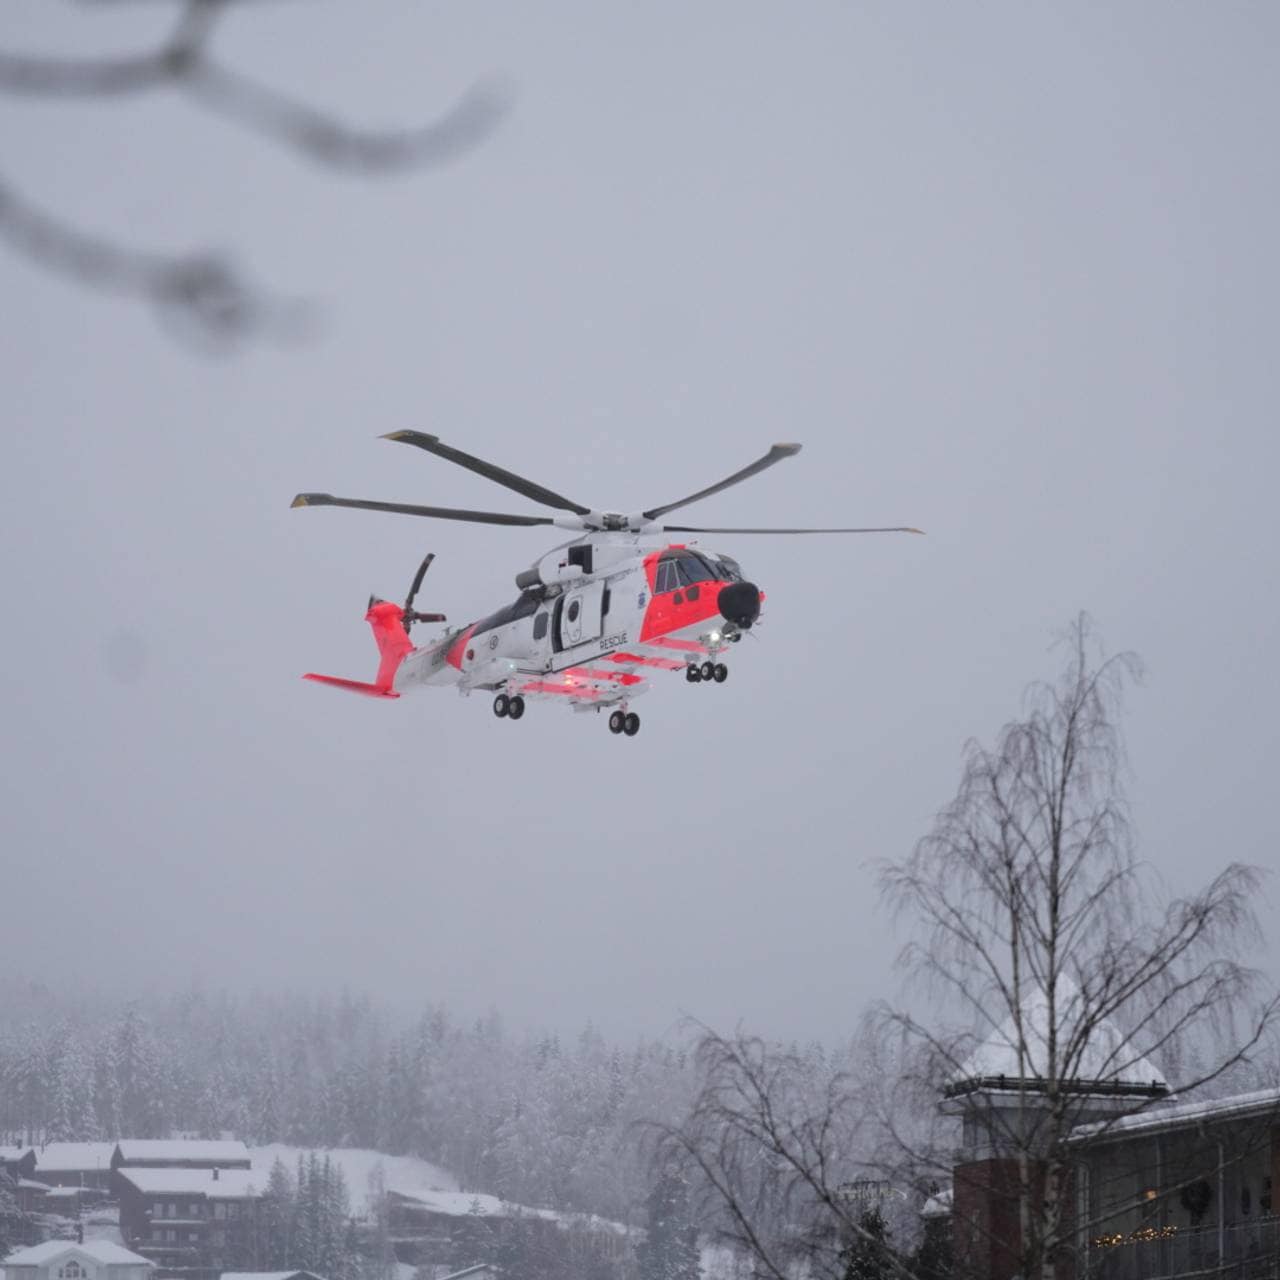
[303,600,412,699]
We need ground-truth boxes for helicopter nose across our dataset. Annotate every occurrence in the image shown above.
[717,582,762,629]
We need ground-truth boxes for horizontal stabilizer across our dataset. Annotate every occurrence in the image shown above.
[303,673,401,699]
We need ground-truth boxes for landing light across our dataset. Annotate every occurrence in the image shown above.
[709,630,722,645]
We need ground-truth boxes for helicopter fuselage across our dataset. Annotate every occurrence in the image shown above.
[394,536,760,708]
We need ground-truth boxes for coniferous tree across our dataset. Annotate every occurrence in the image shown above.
[0,1176,32,1255]
[260,1159,295,1270]
[912,1212,953,1280]
[638,1168,700,1280]
[112,1005,168,1137]
[840,1206,894,1280]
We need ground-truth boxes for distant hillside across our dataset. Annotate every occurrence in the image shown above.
[249,1144,458,1215]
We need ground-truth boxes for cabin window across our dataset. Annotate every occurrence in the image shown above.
[471,592,541,638]
[533,612,548,641]
[567,600,580,623]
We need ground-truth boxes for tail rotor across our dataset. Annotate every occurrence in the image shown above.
[401,551,446,631]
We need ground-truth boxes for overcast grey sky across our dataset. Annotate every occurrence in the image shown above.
[2,2,1276,1042]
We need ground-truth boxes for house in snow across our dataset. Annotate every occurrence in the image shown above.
[115,1167,263,1279]
[27,1147,117,1192]
[1,1239,154,1280]
[932,980,1280,1280]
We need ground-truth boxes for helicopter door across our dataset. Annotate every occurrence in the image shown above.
[558,581,605,650]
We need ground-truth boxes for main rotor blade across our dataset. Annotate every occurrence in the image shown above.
[381,431,592,516]
[663,524,925,535]
[291,493,555,527]
[641,443,803,521]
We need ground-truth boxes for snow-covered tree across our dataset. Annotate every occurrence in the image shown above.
[639,1168,700,1280]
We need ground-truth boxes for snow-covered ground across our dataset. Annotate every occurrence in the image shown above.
[248,1145,459,1214]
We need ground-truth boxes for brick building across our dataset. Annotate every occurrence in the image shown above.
[935,982,1279,1280]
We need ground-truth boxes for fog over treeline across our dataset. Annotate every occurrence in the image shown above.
[0,977,848,1224]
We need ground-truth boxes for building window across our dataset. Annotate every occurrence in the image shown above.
[152,1203,164,1219]
[214,1202,226,1220]
[58,1264,84,1279]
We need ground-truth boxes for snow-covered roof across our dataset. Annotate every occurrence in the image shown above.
[114,1140,250,1165]
[437,1268,498,1280]
[2,1240,152,1266]
[1,1148,34,1163]
[920,1188,953,1219]
[949,976,1166,1094]
[116,1168,262,1199]
[31,1143,116,1173]
[1068,1085,1280,1144]
[220,1272,326,1280]
[390,1187,557,1222]
[17,1180,51,1192]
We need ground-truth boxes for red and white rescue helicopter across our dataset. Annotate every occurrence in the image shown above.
[292,434,921,736]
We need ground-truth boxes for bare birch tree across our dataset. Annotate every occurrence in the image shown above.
[647,1027,919,1280]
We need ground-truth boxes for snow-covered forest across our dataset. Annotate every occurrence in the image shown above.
[0,977,716,1223]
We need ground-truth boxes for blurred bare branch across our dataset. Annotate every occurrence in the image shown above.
[0,0,511,348]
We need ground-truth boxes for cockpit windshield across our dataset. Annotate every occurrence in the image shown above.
[656,549,723,593]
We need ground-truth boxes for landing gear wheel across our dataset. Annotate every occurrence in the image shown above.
[686,665,702,683]
[608,710,625,735]
[700,661,716,681]
[712,663,728,683]
[493,694,510,717]
[507,695,525,720]
[623,712,640,737]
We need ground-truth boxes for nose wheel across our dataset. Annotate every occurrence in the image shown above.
[608,709,641,736]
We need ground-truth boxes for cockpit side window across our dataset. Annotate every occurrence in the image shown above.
[655,561,679,594]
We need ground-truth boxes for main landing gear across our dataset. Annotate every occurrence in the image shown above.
[607,709,641,737]
[493,693,525,720]
[686,661,728,684]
